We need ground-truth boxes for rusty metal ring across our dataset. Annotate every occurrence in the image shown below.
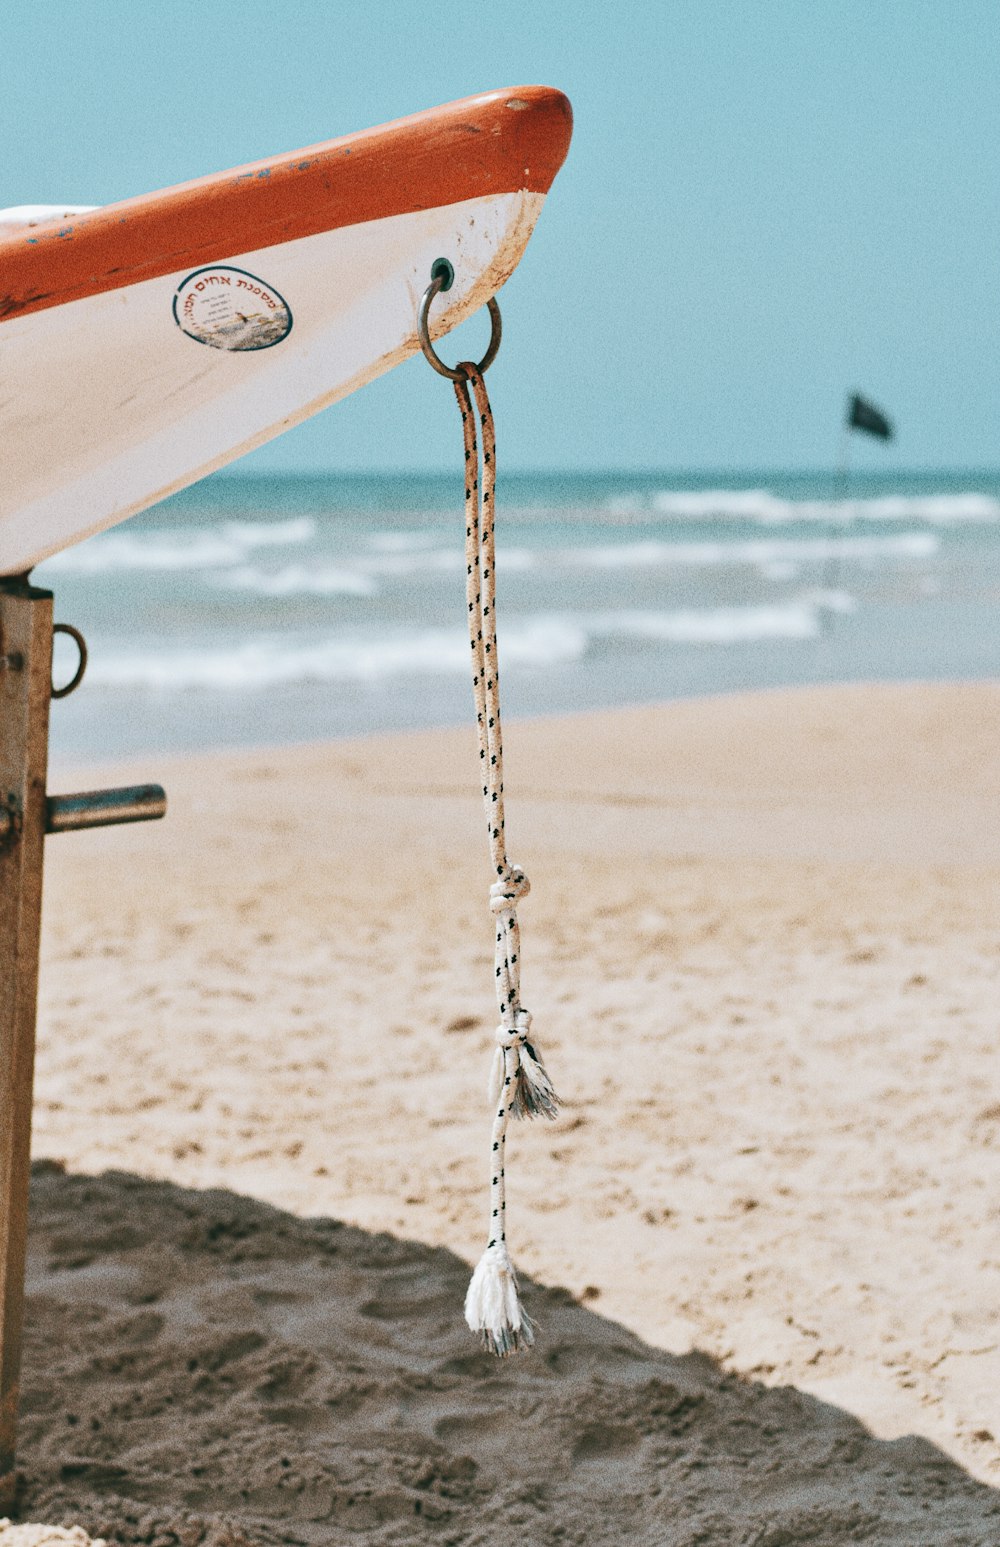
[418,270,502,382]
[51,623,88,700]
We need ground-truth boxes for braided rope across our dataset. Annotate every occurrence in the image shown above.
[453,364,559,1357]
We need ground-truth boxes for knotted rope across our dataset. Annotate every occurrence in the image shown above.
[453,363,559,1356]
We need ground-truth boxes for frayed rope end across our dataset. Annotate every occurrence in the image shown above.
[490,1013,560,1122]
[509,1040,559,1121]
[465,1242,535,1357]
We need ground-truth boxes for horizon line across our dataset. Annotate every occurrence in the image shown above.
[208,465,1000,481]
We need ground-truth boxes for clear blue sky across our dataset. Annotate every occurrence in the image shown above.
[3,1,998,473]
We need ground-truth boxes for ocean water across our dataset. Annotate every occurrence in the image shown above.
[37,469,1000,764]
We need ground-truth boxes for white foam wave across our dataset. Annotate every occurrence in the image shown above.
[569,532,939,568]
[222,517,316,547]
[215,546,541,594]
[587,590,855,644]
[201,531,936,597]
[45,531,245,574]
[82,593,854,692]
[83,618,588,691]
[638,490,1000,525]
[41,510,945,591]
[215,563,375,597]
[43,517,315,574]
[363,546,537,576]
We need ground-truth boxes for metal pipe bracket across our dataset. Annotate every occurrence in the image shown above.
[46,784,167,835]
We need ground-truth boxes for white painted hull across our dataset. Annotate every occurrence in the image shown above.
[0,190,544,576]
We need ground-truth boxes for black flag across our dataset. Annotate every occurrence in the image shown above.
[847,392,893,441]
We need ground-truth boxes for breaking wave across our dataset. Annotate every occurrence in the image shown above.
[606,490,1000,524]
[82,594,855,692]
[43,517,317,574]
[567,532,938,568]
[183,532,936,599]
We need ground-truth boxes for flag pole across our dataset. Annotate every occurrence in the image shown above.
[837,417,851,492]
[822,407,853,616]
[824,391,893,633]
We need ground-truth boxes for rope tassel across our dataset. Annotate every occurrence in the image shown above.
[488,1013,559,1122]
[451,363,559,1356]
[465,1242,535,1357]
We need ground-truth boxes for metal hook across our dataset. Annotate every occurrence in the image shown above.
[51,622,87,700]
[417,266,502,382]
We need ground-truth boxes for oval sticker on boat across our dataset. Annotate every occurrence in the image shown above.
[173,266,292,351]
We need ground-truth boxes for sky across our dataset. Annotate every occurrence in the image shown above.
[3,1,999,474]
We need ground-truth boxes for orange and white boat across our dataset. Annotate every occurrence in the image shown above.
[0,86,572,577]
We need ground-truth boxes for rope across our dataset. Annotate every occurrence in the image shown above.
[453,363,559,1357]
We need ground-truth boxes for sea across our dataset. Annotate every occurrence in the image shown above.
[37,469,1000,765]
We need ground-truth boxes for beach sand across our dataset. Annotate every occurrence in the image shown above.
[8,681,1000,1543]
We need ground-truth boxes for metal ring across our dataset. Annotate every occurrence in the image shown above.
[51,623,88,700]
[417,273,502,381]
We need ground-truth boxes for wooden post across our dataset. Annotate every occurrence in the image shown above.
[0,577,53,1512]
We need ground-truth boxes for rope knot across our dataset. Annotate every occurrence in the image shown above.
[489,865,530,914]
[495,1007,533,1049]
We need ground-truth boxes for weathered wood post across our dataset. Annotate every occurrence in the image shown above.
[0,576,166,1510]
[0,578,53,1511]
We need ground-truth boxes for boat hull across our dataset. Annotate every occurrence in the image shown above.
[0,88,571,574]
[0,191,543,574]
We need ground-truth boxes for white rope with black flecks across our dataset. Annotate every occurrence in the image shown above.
[453,362,559,1357]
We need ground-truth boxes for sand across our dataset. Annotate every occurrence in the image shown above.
[8,681,1000,1543]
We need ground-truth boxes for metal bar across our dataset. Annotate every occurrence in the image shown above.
[0,578,53,1511]
[46,784,166,835]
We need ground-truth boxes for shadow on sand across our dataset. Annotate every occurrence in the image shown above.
[14,1162,1000,1546]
